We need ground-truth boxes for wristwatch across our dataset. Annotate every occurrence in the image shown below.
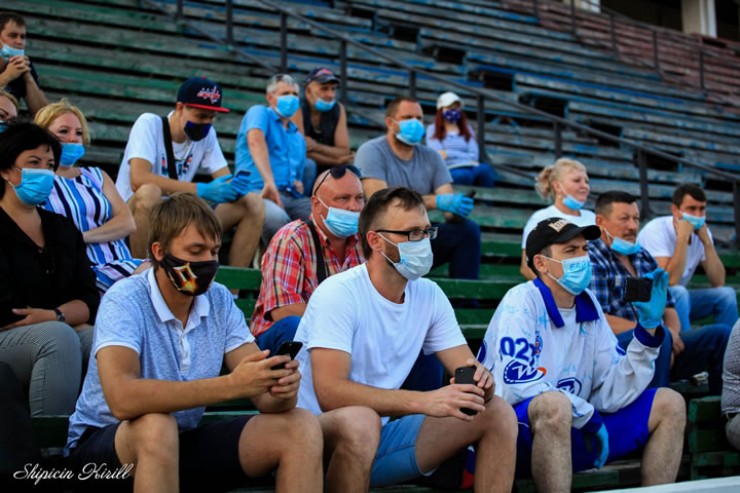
[53,307,66,323]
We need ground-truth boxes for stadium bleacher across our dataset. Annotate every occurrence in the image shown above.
[7,0,740,489]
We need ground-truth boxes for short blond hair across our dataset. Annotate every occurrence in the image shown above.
[34,98,90,145]
[535,158,587,200]
[0,90,19,113]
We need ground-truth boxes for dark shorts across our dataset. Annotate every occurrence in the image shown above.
[514,388,657,476]
[69,415,256,492]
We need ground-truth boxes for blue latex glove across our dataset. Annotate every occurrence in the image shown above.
[593,424,609,468]
[230,171,251,197]
[196,174,238,204]
[632,268,669,329]
[436,193,474,217]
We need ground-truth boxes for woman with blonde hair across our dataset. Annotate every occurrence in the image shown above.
[35,99,147,292]
[519,158,595,279]
[0,90,19,129]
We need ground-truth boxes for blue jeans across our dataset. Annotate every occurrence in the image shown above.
[617,322,731,393]
[669,285,738,332]
[303,158,317,197]
[449,164,496,188]
[254,316,301,355]
[262,193,312,245]
[431,218,481,280]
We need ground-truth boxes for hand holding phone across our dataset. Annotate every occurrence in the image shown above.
[271,341,303,370]
[455,366,478,416]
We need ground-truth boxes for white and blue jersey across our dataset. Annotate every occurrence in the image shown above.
[478,278,663,430]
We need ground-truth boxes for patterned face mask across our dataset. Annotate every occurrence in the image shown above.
[160,253,219,296]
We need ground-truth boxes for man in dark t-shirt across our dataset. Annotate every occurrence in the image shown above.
[0,12,48,116]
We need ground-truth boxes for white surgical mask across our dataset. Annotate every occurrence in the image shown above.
[379,235,433,281]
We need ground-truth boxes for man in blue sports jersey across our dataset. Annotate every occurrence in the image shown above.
[478,218,686,493]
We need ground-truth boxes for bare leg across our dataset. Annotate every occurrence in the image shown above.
[215,192,265,268]
[128,184,162,259]
[528,391,572,493]
[114,413,179,493]
[238,408,323,493]
[318,406,381,493]
[415,395,517,493]
[641,388,685,485]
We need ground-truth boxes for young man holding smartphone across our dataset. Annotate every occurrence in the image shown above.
[66,193,322,492]
[294,187,517,493]
[116,76,264,267]
[481,217,685,492]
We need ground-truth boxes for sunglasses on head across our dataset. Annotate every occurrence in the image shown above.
[313,165,362,195]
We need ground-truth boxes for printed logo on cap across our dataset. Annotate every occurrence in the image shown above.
[197,86,221,104]
[547,219,569,233]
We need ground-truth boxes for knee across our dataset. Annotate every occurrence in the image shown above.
[130,413,179,458]
[481,396,517,442]
[716,286,736,304]
[329,406,381,462]
[39,322,83,355]
[529,392,572,435]
[669,285,689,301]
[651,389,686,429]
[462,218,481,240]
[239,192,266,220]
[132,184,162,212]
[281,408,324,455]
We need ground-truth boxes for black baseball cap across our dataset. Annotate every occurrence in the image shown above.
[177,77,230,113]
[525,218,600,269]
[305,67,340,86]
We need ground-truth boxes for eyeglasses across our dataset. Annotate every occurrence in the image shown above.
[312,164,362,195]
[376,227,438,242]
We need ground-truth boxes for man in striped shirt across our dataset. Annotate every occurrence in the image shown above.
[250,165,365,354]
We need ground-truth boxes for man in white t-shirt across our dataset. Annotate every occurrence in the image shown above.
[116,77,264,266]
[294,187,517,492]
[637,184,737,333]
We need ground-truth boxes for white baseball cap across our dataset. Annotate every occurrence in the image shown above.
[437,91,463,109]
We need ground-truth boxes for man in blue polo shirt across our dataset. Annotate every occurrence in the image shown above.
[66,193,323,492]
[480,217,686,492]
[236,73,312,243]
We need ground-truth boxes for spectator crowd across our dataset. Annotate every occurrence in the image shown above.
[2,9,740,493]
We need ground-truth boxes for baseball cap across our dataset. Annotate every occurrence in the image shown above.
[177,77,230,113]
[525,218,600,269]
[437,91,463,109]
[305,67,340,86]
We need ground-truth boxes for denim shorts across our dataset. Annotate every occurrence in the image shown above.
[370,413,435,487]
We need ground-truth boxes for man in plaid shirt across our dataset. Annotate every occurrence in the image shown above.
[588,191,729,393]
[251,165,365,354]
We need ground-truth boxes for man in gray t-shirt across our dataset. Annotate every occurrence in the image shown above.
[355,96,481,282]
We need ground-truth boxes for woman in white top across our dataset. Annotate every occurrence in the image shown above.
[519,158,595,279]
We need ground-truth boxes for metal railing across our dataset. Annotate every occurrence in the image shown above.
[145,0,740,243]
[527,0,736,98]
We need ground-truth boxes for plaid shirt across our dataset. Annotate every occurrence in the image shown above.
[588,238,674,321]
[250,216,365,337]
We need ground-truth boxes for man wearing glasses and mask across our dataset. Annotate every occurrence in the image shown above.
[293,187,517,492]
[250,165,365,354]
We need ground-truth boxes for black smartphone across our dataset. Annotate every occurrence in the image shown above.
[465,189,477,199]
[271,341,303,370]
[623,277,653,303]
[455,366,478,416]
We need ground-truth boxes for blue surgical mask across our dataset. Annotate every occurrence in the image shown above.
[379,235,433,281]
[442,109,462,123]
[314,98,336,112]
[59,143,86,167]
[11,168,55,206]
[562,194,585,211]
[0,122,7,134]
[543,254,592,295]
[681,212,705,231]
[318,197,359,238]
[275,95,300,118]
[0,44,24,61]
[606,230,641,256]
[394,119,425,146]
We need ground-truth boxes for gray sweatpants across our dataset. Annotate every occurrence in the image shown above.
[0,321,93,416]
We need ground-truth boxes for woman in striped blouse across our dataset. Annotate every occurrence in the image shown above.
[425,91,496,188]
[35,99,148,292]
